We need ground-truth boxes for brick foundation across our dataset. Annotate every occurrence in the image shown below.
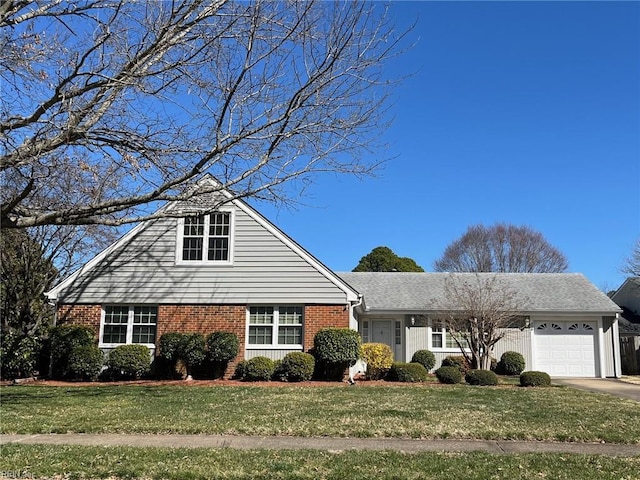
[57,303,350,378]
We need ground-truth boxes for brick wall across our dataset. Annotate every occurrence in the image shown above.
[57,304,101,333]
[57,303,350,378]
[303,304,350,351]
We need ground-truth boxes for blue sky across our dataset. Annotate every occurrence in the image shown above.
[256,1,639,291]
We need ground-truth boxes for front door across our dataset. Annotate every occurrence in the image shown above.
[371,320,393,352]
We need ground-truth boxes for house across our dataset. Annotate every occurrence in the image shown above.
[610,277,640,374]
[339,272,621,378]
[46,178,622,378]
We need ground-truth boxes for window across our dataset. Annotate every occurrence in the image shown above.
[101,306,157,346]
[248,306,303,347]
[361,320,369,343]
[431,320,458,349]
[178,212,232,263]
[395,321,402,345]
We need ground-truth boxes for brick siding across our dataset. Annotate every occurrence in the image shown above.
[57,303,349,378]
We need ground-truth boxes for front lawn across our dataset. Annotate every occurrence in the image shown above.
[2,383,639,443]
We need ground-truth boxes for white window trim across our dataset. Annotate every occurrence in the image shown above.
[429,319,466,351]
[175,209,234,266]
[246,305,304,350]
[99,305,158,349]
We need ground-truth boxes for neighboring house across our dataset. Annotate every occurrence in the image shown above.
[610,277,640,374]
[46,178,622,378]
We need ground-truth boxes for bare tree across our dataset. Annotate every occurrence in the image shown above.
[434,223,568,273]
[443,274,526,370]
[1,0,408,228]
[621,238,640,277]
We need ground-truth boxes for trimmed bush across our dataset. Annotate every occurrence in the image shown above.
[435,365,463,384]
[67,345,104,381]
[360,342,393,380]
[106,344,151,379]
[387,362,428,383]
[206,332,240,363]
[243,356,275,381]
[277,352,315,382]
[233,360,249,380]
[49,324,96,379]
[411,349,436,372]
[497,351,526,376]
[520,370,551,387]
[441,355,471,375]
[313,328,361,381]
[313,328,361,363]
[158,332,206,378]
[465,369,498,386]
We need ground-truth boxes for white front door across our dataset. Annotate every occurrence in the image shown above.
[371,320,393,351]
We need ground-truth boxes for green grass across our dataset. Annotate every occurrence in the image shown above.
[2,384,639,443]
[1,444,639,480]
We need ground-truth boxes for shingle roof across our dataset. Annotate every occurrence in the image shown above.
[338,272,621,314]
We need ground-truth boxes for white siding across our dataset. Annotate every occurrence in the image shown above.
[57,205,350,305]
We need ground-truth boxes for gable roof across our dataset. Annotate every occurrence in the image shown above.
[47,176,359,303]
[338,272,621,315]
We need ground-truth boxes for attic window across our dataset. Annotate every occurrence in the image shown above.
[177,212,232,264]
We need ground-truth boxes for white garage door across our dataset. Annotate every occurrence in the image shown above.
[534,321,597,377]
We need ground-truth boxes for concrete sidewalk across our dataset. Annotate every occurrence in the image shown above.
[3,433,640,456]
[553,378,640,402]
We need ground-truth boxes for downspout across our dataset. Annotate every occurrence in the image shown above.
[47,296,58,379]
[348,294,364,384]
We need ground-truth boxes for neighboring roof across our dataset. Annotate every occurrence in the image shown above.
[337,272,621,314]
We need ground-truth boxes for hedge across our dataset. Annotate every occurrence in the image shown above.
[497,351,526,376]
[67,345,104,381]
[206,332,240,363]
[243,356,275,381]
[435,365,463,384]
[360,343,393,380]
[49,325,96,379]
[441,355,471,376]
[465,369,498,386]
[276,352,315,382]
[106,344,151,379]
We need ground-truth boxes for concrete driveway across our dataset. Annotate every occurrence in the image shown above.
[553,378,640,402]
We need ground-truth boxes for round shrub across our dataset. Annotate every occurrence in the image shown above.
[158,332,184,362]
[180,333,206,373]
[233,360,249,380]
[441,355,471,376]
[67,345,104,381]
[207,331,240,363]
[360,342,393,380]
[278,352,315,382]
[49,324,96,379]
[520,370,551,387]
[106,344,151,379]
[0,331,43,380]
[313,328,361,364]
[387,362,428,383]
[411,349,436,372]
[243,356,275,381]
[497,351,526,376]
[435,365,463,384]
[465,369,498,386]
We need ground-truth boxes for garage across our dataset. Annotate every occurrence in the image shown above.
[534,321,598,377]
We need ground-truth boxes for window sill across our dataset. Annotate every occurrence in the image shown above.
[246,345,303,350]
[175,260,233,267]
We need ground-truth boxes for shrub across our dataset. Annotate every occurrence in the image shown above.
[158,332,206,378]
[465,369,498,386]
[313,328,361,381]
[520,370,551,387]
[0,331,44,380]
[243,356,275,381]
[435,365,463,384]
[497,351,526,376]
[360,343,393,380]
[206,332,240,363]
[233,360,249,380]
[67,345,104,381]
[106,344,151,379]
[441,355,471,375]
[49,325,96,379]
[411,349,436,372]
[387,362,428,383]
[277,352,315,382]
